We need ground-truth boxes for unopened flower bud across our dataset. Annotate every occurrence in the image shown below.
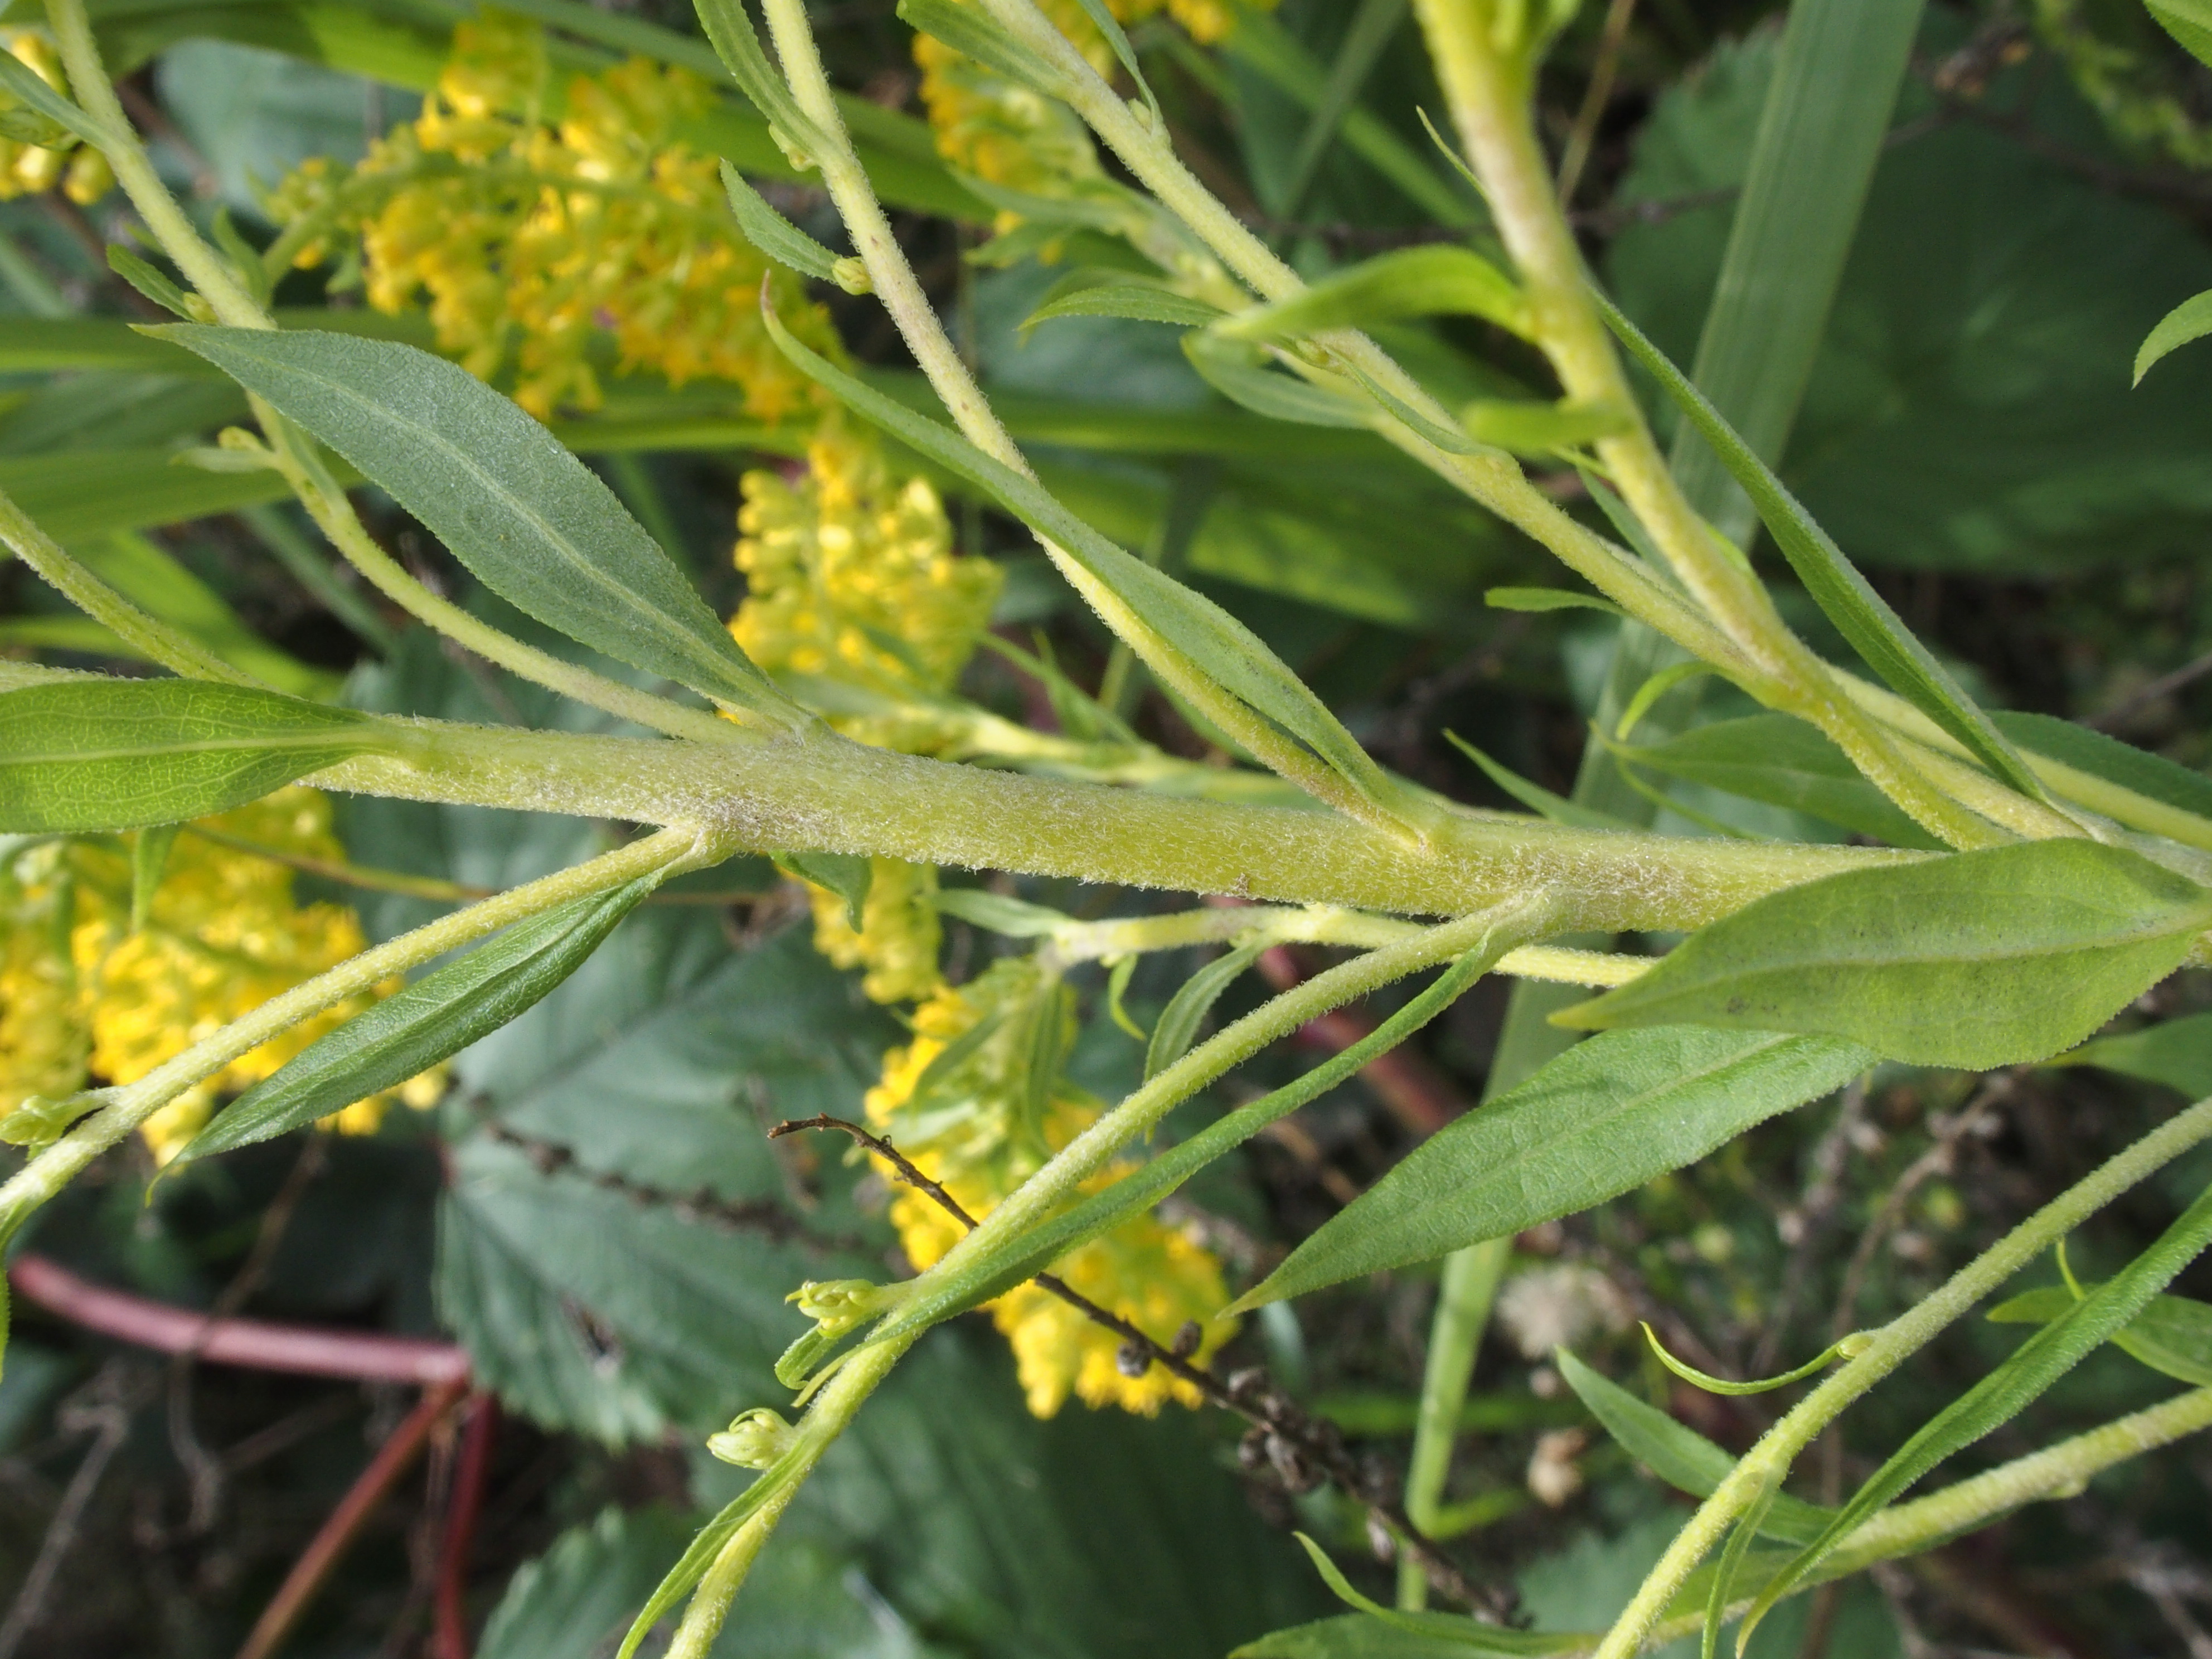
[707,1408,797,1469]
[830,256,872,295]
[787,1278,882,1334]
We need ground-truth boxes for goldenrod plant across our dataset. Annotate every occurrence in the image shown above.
[4,0,2212,1652]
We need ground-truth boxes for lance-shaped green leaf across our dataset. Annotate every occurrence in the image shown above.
[758,304,1415,829]
[0,48,118,149]
[616,1441,810,1659]
[1022,271,1224,332]
[2051,1010,2212,1099]
[1555,1350,1835,1545]
[1215,246,1532,346]
[693,0,832,161]
[1484,586,1623,618]
[1284,1535,1585,1654]
[1597,296,2045,804]
[770,851,870,929]
[1183,333,1372,429]
[897,0,1080,99]
[1556,840,2212,1070]
[1443,731,1635,830]
[1993,710,2212,828]
[2134,289,2212,384]
[1146,939,1267,1081]
[173,874,664,1166]
[1988,1282,2212,1387]
[1742,1177,2212,1648]
[2148,0,2212,67]
[149,327,796,724]
[1242,1027,1871,1306]
[0,680,397,832]
[718,160,855,287]
[1462,397,1633,458]
[1615,714,1943,849]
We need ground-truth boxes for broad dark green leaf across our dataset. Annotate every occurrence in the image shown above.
[759,305,1413,827]
[1617,714,1942,849]
[1987,1282,2212,1386]
[2054,1010,2212,1099]
[150,326,793,720]
[1992,711,2212,827]
[0,679,392,832]
[2135,288,2212,384]
[1557,840,2212,1070]
[1746,1177,2212,1643]
[1555,1350,1834,1545]
[1146,940,1266,1081]
[1244,1027,1870,1306]
[1598,296,2043,803]
[478,1507,697,1659]
[1214,246,1531,346]
[174,875,664,1166]
[719,159,843,282]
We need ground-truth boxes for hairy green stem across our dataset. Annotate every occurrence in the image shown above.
[1589,1090,2212,1659]
[1399,1234,1511,1609]
[0,488,255,686]
[0,826,715,1227]
[748,0,1409,832]
[299,710,1910,930]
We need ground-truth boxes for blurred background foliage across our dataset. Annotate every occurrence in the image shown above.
[0,0,2210,1654]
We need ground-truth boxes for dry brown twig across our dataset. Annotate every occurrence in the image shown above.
[769,1113,1514,1619]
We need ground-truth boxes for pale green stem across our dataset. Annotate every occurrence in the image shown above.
[753,0,1404,833]
[1399,1234,1511,1609]
[1588,1090,2212,1659]
[666,1334,916,1654]
[48,0,264,327]
[909,897,1554,1309]
[1405,0,2008,855]
[252,399,755,743]
[0,826,715,1225]
[1625,1385,2212,1652]
[304,709,1909,931]
[0,487,255,687]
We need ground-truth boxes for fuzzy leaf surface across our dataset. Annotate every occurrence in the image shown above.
[151,327,788,716]
[1558,840,2212,1069]
[0,679,389,831]
[1246,1027,1869,1304]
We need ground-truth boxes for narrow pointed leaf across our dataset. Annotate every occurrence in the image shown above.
[1183,333,1372,429]
[1557,840,2212,1070]
[1597,296,2045,803]
[1987,1282,2212,1386]
[0,680,395,832]
[1246,1027,1870,1305]
[758,304,1408,824]
[1484,586,1623,618]
[1023,272,1224,332]
[1146,940,1266,1081]
[1617,714,1943,849]
[719,161,842,282]
[1288,1536,1584,1652]
[1992,710,2212,827]
[2135,288,2212,382]
[693,0,832,158]
[150,327,793,721]
[2147,0,2212,67]
[1745,1178,2212,1645]
[1443,730,1635,830]
[1215,246,1531,345]
[2053,1010,2212,1099]
[771,851,870,929]
[174,874,664,1166]
[1555,1351,1835,1545]
[0,50,117,148]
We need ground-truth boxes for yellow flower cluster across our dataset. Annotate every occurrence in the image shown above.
[0,29,113,205]
[0,789,439,1164]
[269,13,840,418]
[914,0,1260,206]
[865,962,1236,1417]
[805,857,944,1006]
[731,428,1000,1001]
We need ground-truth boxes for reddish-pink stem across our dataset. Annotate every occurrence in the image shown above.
[235,1376,471,1659]
[8,1255,469,1384]
[1253,943,1464,1134]
[432,1393,499,1659]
